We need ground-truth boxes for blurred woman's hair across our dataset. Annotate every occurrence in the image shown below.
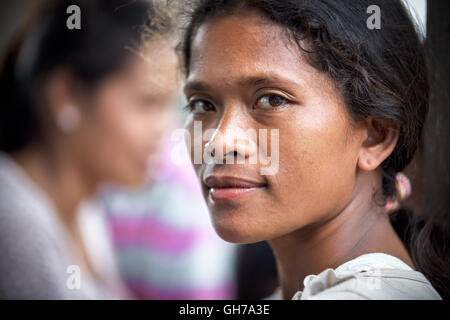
[0,0,174,152]
[179,0,449,299]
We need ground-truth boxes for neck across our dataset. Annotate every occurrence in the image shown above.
[268,170,414,300]
[11,143,95,229]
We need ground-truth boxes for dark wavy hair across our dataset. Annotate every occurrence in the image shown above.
[180,0,449,299]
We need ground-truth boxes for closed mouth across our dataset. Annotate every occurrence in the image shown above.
[203,175,267,201]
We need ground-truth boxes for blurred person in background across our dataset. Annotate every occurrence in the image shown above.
[0,0,178,299]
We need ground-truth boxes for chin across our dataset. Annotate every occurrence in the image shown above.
[114,171,148,189]
[128,176,148,189]
[211,217,267,244]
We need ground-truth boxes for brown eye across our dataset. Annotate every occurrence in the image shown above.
[255,94,288,109]
[187,100,216,114]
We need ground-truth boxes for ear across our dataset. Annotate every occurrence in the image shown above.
[44,68,83,127]
[357,117,399,171]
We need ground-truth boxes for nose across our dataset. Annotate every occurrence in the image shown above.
[204,107,258,164]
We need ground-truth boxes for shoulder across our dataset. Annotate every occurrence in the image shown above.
[0,152,55,235]
[0,153,75,298]
[293,253,442,300]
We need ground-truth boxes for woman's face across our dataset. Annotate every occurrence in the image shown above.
[75,42,178,187]
[184,11,367,243]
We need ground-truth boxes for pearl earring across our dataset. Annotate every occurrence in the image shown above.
[57,105,80,134]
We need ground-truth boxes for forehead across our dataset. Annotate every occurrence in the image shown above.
[187,10,315,86]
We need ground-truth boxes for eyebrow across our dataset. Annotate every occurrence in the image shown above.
[184,74,300,95]
[184,80,211,95]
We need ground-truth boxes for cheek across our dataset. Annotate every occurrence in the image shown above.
[80,97,153,184]
[100,104,140,151]
[271,103,357,220]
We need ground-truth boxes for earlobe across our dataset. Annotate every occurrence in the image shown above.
[358,150,377,171]
[56,104,81,134]
[357,118,399,172]
[44,68,83,132]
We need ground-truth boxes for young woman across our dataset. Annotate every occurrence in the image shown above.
[181,0,446,299]
[0,0,177,298]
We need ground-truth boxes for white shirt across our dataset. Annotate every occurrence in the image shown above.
[267,253,442,300]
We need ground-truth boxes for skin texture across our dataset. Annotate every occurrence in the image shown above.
[184,11,415,299]
[12,41,178,281]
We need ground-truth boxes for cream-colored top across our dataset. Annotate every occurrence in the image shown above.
[267,253,442,300]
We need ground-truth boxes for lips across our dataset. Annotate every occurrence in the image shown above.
[203,175,267,201]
